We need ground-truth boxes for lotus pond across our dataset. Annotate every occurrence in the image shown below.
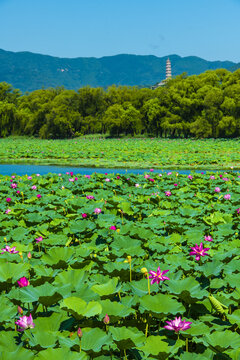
[1,136,240,169]
[1,170,240,359]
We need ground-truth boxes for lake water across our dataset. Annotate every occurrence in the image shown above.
[0,164,238,176]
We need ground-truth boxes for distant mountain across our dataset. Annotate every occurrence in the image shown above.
[0,49,238,92]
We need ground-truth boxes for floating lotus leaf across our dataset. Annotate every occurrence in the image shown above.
[81,327,112,352]
[139,294,185,315]
[0,262,30,282]
[110,326,145,349]
[91,278,121,296]
[204,330,240,351]
[61,296,102,319]
[36,347,87,359]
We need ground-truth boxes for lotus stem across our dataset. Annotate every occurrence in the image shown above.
[186,337,188,352]
[147,274,150,295]
[145,322,148,337]
[129,261,132,282]
[124,349,127,359]
[79,340,81,353]
[118,291,121,301]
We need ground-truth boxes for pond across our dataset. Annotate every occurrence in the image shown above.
[0,164,238,176]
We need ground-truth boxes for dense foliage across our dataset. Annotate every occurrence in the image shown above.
[1,68,240,139]
[1,137,240,169]
[0,170,240,359]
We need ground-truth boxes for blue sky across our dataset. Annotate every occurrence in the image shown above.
[0,0,239,62]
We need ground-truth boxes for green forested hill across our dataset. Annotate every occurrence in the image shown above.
[0,49,237,92]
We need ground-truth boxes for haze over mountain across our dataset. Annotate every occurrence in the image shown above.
[0,49,238,93]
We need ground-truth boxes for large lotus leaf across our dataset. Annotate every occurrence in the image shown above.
[99,299,135,319]
[223,259,240,275]
[53,268,87,293]
[7,285,40,303]
[0,295,17,323]
[129,278,159,297]
[139,294,185,316]
[23,329,57,348]
[35,283,63,306]
[0,331,23,352]
[25,212,48,224]
[227,309,240,326]
[184,321,210,337]
[167,277,208,303]
[225,348,240,360]
[91,278,121,296]
[36,347,87,360]
[44,234,68,246]
[230,288,240,303]
[201,260,223,277]
[60,296,102,319]
[9,227,30,241]
[69,219,96,234]
[176,353,209,360]
[81,327,112,352]
[0,348,34,360]
[0,262,30,282]
[204,330,240,351]
[137,336,184,359]
[110,326,145,349]
[41,247,75,267]
[225,273,240,288]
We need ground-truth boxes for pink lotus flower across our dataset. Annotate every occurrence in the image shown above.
[27,252,32,259]
[27,176,32,180]
[167,172,172,175]
[15,314,35,331]
[150,169,154,172]
[31,185,37,190]
[144,174,150,179]
[148,267,170,285]
[237,208,240,214]
[11,175,16,179]
[36,174,40,177]
[16,190,20,194]
[103,314,110,324]
[11,183,17,189]
[69,178,74,182]
[188,175,193,180]
[189,242,210,261]
[165,191,171,196]
[105,178,110,182]
[36,194,42,198]
[35,236,43,243]
[210,176,215,180]
[17,277,30,288]
[70,172,74,176]
[58,173,62,176]
[158,174,162,177]
[204,235,213,242]
[224,194,231,200]
[215,187,221,193]
[6,197,11,202]
[109,226,117,230]
[219,174,223,178]
[223,177,229,181]
[74,177,78,181]
[174,183,178,187]
[86,195,94,199]
[82,213,87,218]
[94,208,102,214]
[5,209,11,214]
[116,176,120,179]
[164,317,192,332]
[85,175,91,178]
[1,245,19,254]
[135,183,140,187]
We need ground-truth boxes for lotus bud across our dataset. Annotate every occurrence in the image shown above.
[27,252,32,259]
[103,314,110,324]
[127,256,131,263]
[77,327,83,338]
[17,306,23,315]
[141,267,148,275]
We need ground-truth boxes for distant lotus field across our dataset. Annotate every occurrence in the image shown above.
[0,170,240,359]
[1,136,240,169]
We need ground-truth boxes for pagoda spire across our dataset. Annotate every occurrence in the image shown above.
[166,58,172,79]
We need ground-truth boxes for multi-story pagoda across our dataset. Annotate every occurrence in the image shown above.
[166,58,172,79]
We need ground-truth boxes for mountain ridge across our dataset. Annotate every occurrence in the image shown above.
[0,48,239,92]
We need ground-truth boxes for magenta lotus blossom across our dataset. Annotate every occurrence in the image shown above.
[82,213,87,218]
[144,174,150,179]
[11,175,16,179]
[188,175,193,180]
[75,177,78,181]
[167,172,172,175]
[237,208,240,214]
[5,209,11,214]
[150,169,154,172]
[15,314,35,331]
[148,267,170,285]
[223,177,229,181]
[204,235,213,242]
[16,190,20,194]
[189,242,210,261]
[215,187,221,193]
[36,194,42,198]
[27,176,32,180]
[116,176,120,179]
[165,191,171,196]
[35,236,43,243]
[94,208,102,214]
[105,178,110,182]
[219,174,223,178]
[69,178,74,182]
[164,317,192,332]
[224,194,231,200]
[174,183,178,187]
[6,197,11,202]
[158,174,162,177]
[70,172,74,176]
[1,245,19,254]
[17,277,30,288]
[109,226,117,230]
[149,178,154,182]
[210,176,215,180]
[11,183,17,189]
[84,175,91,178]
[86,195,94,199]
[31,185,37,190]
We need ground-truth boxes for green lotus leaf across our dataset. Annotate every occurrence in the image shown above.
[109,326,145,349]
[91,278,121,296]
[7,285,39,303]
[225,273,240,288]
[225,348,240,360]
[137,336,184,359]
[227,309,240,326]
[201,260,223,277]
[99,299,135,319]
[53,268,87,293]
[167,277,208,303]
[0,262,30,282]
[41,247,75,267]
[176,353,209,360]
[139,294,185,316]
[230,288,240,303]
[81,327,112,352]
[9,227,30,241]
[36,347,88,359]
[61,296,102,319]
[69,219,96,234]
[204,330,240,351]
[0,296,17,323]
[0,348,34,360]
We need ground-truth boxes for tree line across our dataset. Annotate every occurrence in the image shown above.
[0,68,240,139]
